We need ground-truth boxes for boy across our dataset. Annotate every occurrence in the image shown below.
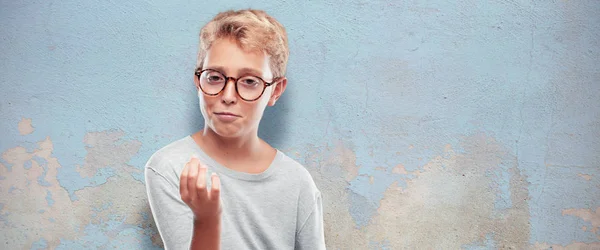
[144,9,326,250]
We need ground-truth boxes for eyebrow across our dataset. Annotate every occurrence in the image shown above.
[206,66,263,77]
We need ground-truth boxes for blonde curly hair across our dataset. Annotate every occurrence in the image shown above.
[196,9,289,78]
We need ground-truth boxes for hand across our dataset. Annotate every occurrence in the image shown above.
[180,157,222,224]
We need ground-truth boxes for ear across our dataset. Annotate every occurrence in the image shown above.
[268,77,287,106]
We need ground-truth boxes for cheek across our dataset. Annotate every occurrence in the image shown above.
[259,88,274,106]
[245,97,270,119]
[198,92,214,114]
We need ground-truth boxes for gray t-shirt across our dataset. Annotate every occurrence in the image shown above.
[144,136,325,250]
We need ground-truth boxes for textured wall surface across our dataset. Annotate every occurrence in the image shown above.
[1,0,599,249]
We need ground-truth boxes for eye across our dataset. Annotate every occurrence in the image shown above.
[238,76,261,87]
[205,72,225,83]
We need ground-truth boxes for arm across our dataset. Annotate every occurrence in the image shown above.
[295,192,326,250]
[145,157,222,250]
[190,215,221,250]
[145,166,194,250]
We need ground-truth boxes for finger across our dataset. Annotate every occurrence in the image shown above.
[196,163,208,201]
[210,173,220,202]
[188,158,199,200]
[180,162,190,201]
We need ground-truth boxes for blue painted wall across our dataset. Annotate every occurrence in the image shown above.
[1,0,599,248]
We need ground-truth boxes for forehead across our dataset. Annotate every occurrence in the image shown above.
[203,38,272,78]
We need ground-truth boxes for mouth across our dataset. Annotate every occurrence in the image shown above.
[214,112,241,117]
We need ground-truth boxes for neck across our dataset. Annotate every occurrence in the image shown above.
[196,127,262,159]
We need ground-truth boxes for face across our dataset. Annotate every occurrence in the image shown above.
[195,38,287,138]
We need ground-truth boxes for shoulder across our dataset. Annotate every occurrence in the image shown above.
[275,151,320,196]
[145,136,196,182]
[275,151,323,230]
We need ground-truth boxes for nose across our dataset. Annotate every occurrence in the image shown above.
[221,78,238,104]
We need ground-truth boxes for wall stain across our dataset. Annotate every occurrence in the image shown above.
[0,130,161,248]
[294,141,369,249]
[578,174,593,181]
[562,208,600,236]
[294,133,531,248]
[532,242,600,250]
[366,133,530,249]
[17,117,34,135]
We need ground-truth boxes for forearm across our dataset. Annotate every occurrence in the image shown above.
[190,217,221,250]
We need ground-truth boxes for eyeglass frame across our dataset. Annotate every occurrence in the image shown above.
[194,68,281,102]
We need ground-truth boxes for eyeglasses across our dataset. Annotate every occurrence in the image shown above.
[195,69,279,102]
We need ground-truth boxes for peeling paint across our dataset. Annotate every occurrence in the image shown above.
[392,164,408,175]
[562,208,600,235]
[532,242,600,250]
[365,133,530,249]
[294,133,534,248]
[578,174,593,181]
[297,141,369,249]
[0,131,161,249]
[17,118,34,135]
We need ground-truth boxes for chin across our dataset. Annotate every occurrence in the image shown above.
[210,123,244,138]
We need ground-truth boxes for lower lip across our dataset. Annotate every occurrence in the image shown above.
[214,113,239,122]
